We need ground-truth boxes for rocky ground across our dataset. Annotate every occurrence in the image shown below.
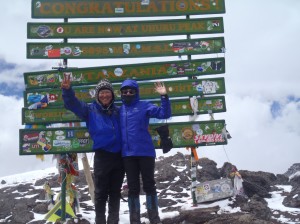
[0,153,299,224]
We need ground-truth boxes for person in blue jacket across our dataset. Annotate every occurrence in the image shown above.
[61,78,124,224]
[119,79,171,224]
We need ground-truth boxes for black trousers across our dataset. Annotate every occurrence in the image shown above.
[123,156,157,197]
[94,150,125,222]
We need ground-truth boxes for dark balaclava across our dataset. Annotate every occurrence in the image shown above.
[120,87,137,105]
[95,79,115,110]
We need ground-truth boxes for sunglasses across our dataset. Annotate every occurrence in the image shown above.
[121,89,136,95]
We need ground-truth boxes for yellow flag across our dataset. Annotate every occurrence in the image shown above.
[45,200,76,222]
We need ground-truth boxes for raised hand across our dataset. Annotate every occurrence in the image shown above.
[154,82,167,95]
[61,76,71,89]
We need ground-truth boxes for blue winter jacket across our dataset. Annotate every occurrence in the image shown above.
[62,88,121,153]
[120,79,171,157]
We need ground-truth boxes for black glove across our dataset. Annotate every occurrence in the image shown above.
[155,124,173,154]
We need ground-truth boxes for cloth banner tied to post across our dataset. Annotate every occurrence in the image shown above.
[189,96,199,121]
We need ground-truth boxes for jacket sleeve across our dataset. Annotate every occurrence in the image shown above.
[62,87,89,120]
[147,95,172,119]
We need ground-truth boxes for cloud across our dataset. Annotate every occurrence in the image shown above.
[271,96,300,119]
[201,93,300,174]
[0,94,55,177]
[0,59,16,70]
[272,98,300,135]
[224,1,300,98]
[0,58,53,96]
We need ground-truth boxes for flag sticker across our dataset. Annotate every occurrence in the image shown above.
[47,49,61,58]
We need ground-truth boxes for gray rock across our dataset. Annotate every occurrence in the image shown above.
[283,186,300,208]
[284,163,300,177]
[0,155,299,223]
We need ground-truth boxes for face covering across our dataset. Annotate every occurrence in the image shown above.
[121,94,136,105]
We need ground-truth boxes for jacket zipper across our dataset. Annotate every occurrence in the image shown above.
[110,117,116,152]
[125,108,130,154]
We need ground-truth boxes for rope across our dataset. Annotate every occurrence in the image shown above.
[121,195,128,202]
[222,145,231,163]
[242,179,269,192]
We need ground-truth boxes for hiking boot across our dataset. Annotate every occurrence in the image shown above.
[128,196,141,224]
[146,195,161,224]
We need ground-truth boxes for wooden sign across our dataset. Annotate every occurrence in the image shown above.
[24,57,225,90]
[22,96,226,124]
[32,0,226,18]
[28,17,224,39]
[24,77,226,108]
[27,37,225,59]
[19,119,227,155]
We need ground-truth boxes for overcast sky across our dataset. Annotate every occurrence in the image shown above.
[0,0,299,177]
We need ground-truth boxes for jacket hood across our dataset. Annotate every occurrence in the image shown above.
[120,79,140,105]
[121,79,139,92]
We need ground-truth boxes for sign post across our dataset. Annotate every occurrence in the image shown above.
[31,0,226,18]
[28,18,224,39]
[22,0,228,220]
[23,57,225,89]
[20,120,228,155]
[27,37,225,59]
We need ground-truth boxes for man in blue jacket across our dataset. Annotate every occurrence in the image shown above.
[61,78,124,224]
[119,79,171,224]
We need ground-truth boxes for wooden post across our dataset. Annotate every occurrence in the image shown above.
[60,154,67,221]
[81,153,95,204]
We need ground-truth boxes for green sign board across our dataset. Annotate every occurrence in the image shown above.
[24,78,226,108]
[32,0,225,18]
[24,57,225,90]
[22,96,226,124]
[28,17,224,39]
[27,37,225,59]
[20,119,227,155]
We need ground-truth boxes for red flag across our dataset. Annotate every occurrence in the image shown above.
[47,49,61,58]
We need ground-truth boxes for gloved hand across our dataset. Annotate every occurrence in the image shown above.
[155,124,173,154]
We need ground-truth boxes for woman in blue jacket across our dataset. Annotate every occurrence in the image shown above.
[61,78,124,224]
[120,79,171,224]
